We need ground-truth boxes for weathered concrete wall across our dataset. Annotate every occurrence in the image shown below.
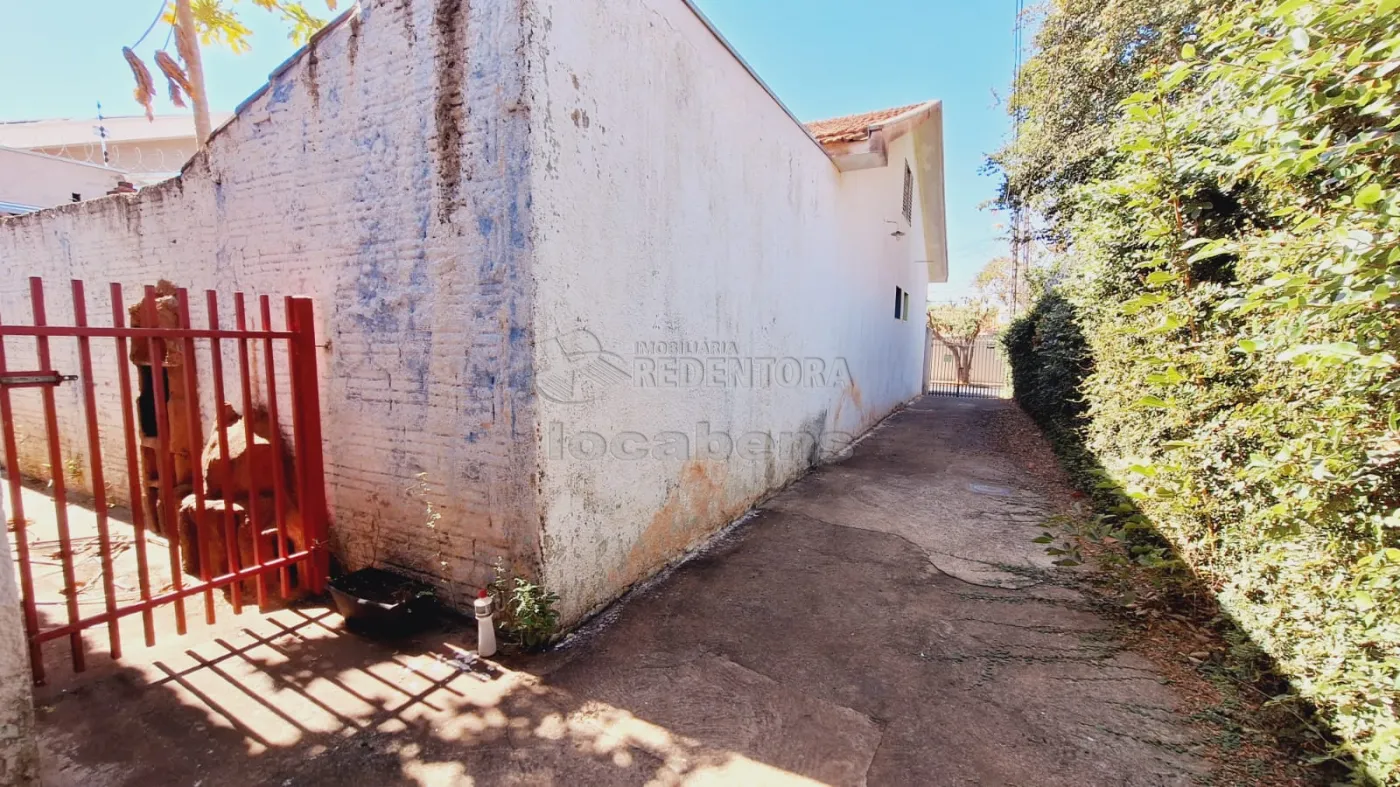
[526,0,934,622]
[0,0,539,602]
[0,495,38,786]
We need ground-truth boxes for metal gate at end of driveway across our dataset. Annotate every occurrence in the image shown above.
[927,335,1009,399]
[0,277,329,684]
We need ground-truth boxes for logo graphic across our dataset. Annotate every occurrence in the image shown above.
[535,329,631,404]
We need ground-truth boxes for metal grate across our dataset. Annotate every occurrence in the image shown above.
[902,163,914,223]
[927,335,1009,398]
[0,276,331,684]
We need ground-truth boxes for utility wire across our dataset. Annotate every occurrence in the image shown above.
[129,0,170,49]
[1010,0,1027,317]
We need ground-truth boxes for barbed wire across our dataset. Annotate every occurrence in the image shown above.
[17,141,189,177]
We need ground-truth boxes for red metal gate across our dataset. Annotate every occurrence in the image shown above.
[0,277,329,684]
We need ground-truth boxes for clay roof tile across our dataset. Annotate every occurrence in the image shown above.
[805,102,928,144]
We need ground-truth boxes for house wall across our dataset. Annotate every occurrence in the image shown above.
[0,494,39,786]
[26,139,196,181]
[0,0,539,603]
[0,148,125,209]
[526,0,934,622]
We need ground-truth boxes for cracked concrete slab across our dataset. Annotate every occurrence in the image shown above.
[535,396,1210,786]
[765,402,1060,589]
[34,397,1211,785]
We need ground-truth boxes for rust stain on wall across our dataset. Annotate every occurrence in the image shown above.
[832,375,864,431]
[347,13,362,65]
[609,460,744,590]
[305,45,320,108]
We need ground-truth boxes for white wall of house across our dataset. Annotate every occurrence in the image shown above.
[0,147,125,210]
[0,0,539,604]
[526,0,937,621]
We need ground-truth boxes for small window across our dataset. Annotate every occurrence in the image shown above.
[902,290,911,321]
[895,286,904,319]
[901,163,913,223]
[70,193,81,203]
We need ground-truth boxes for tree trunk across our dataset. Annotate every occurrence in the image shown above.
[949,344,974,385]
[174,0,212,146]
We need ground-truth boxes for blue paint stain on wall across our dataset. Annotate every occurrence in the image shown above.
[350,246,398,334]
[477,215,494,238]
[355,129,385,153]
[269,79,296,107]
[508,201,526,249]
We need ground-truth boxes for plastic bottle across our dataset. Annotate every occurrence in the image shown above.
[475,590,497,658]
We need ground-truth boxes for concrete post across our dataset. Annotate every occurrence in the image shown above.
[0,493,39,785]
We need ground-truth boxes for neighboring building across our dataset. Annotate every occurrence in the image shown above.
[0,146,127,215]
[0,0,948,625]
[0,113,231,185]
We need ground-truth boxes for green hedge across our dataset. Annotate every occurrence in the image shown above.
[1003,293,1090,437]
[1004,0,1400,781]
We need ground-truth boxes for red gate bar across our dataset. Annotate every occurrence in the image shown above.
[175,288,216,626]
[30,278,86,673]
[0,278,330,683]
[233,294,267,608]
[205,291,242,614]
[144,285,188,637]
[34,550,314,643]
[71,281,122,659]
[0,307,47,685]
[0,326,295,340]
[287,296,329,594]
[110,283,157,647]
[259,295,292,599]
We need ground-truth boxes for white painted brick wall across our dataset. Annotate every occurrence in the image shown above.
[0,0,539,604]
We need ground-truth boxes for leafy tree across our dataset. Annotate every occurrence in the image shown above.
[1005,0,1400,779]
[123,0,337,142]
[184,0,338,52]
[974,254,1051,318]
[927,299,998,385]
[990,0,1226,223]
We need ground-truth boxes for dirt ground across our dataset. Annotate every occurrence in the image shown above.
[27,396,1298,785]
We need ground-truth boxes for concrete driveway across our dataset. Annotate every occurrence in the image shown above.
[36,396,1208,786]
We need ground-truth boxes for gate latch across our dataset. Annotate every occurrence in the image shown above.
[0,371,77,389]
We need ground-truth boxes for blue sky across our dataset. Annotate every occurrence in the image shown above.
[0,0,1018,298]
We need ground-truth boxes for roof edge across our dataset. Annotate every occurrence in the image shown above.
[676,0,835,167]
[868,100,941,149]
[870,100,940,136]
